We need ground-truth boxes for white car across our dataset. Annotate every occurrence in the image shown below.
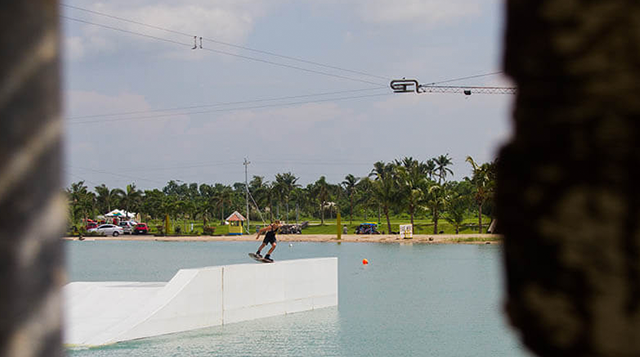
[88,224,124,237]
[118,221,137,234]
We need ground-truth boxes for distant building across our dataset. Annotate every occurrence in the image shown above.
[226,211,246,235]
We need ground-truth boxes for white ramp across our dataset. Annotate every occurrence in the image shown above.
[64,258,338,347]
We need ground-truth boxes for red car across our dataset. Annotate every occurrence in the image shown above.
[133,223,149,235]
[86,222,98,230]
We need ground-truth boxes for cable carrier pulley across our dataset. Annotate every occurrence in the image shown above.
[390,79,516,96]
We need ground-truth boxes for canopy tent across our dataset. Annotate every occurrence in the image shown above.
[105,209,136,219]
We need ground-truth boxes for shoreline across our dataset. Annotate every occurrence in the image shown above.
[62,234,502,244]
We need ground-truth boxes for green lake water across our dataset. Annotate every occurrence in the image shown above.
[65,240,533,357]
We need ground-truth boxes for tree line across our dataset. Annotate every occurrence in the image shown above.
[66,155,497,234]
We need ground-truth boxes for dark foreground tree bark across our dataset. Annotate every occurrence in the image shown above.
[0,1,65,357]
[498,1,640,356]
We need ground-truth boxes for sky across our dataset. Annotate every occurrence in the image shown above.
[61,0,514,191]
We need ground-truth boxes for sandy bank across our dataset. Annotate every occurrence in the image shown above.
[62,234,501,244]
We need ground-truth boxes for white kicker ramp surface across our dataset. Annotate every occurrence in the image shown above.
[64,258,338,347]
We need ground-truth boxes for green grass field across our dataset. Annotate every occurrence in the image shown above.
[298,217,489,235]
[138,215,492,236]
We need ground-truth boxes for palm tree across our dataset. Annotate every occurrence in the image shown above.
[434,154,454,184]
[271,179,283,219]
[369,161,399,234]
[395,157,426,229]
[274,172,300,222]
[141,189,164,221]
[172,199,194,233]
[341,174,359,224]
[160,194,177,226]
[250,176,272,221]
[425,182,447,234]
[213,185,233,222]
[290,187,305,224]
[355,177,375,221]
[95,184,119,214]
[327,181,342,219]
[172,199,188,233]
[186,182,199,201]
[444,187,469,234]
[466,156,496,233]
[66,181,95,226]
[162,180,183,197]
[312,176,331,225]
[424,159,437,181]
[197,184,215,227]
[115,183,142,217]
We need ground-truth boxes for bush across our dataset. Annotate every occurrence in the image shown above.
[203,226,216,236]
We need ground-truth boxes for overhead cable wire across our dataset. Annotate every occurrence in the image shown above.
[62,4,193,37]
[247,190,267,225]
[62,3,391,82]
[67,70,504,121]
[63,169,101,187]
[425,71,505,85]
[68,165,165,184]
[67,92,392,125]
[61,16,192,48]
[119,161,239,173]
[199,38,390,81]
[199,46,385,86]
[66,87,387,120]
[66,71,505,122]
[93,159,374,177]
[256,160,372,166]
[62,4,389,82]
[62,6,507,86]
[61,16,385,86]
[65,72,507,124]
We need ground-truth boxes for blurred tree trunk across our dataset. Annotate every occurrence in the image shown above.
[0,1,65,356]
[498,1,640,356]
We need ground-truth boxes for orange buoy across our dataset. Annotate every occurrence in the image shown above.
[362,259,369,265]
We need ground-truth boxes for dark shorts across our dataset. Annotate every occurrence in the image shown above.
[263,233,277,245]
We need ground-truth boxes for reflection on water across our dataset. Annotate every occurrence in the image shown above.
[68,307,340,357]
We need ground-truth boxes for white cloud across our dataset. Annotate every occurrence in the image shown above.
[61,0,511,188]
[63,1,275,60]
[120,3,257,42]
[65,90,151,118]
[64,36,85,61]
[343,31,355,43]
[353,0,482,26]
[184,102,349,148]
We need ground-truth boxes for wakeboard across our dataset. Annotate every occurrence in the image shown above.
[248,253,273,263]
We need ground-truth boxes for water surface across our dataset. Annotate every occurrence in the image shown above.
[65,241,532,357]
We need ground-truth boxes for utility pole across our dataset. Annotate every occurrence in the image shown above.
[243,158,250,234]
